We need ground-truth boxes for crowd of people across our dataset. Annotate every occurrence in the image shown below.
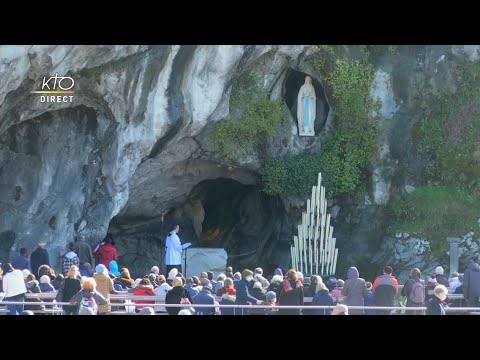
[1,236,480,315]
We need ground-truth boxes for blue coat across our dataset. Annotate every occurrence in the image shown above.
[364,290,376,315]
[310,289,333,315]
[192,290,216,315]
[12,255,31,271]
[235,279,259,305]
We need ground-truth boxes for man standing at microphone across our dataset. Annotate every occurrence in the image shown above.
[165,224,191,274]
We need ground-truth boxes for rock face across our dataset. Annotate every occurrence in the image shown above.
[184,248,227,279]
[0,45,310,274]
[1,45,479,279]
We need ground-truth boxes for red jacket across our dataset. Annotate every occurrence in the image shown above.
[216,287,237,297]
[95,243,118,270]
[133,285,156,309]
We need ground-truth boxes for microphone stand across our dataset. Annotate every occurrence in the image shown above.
[184,246,188,277]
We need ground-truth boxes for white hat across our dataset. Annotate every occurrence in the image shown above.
[151,266,160,274]
[133,278,142,288]
[40,275,51,284]
[435,266,444,275]
[22,269,31,279]
[297,271,304,279]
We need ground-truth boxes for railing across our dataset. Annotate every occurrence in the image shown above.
[1,300,478,315]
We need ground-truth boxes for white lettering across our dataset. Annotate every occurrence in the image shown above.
[50,96,56,102]
[40,74,75,91]
[40,96,46,102]
[58,77,74,90]
[42,77,51,90]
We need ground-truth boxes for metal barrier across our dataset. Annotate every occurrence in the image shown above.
[2,300,479,315]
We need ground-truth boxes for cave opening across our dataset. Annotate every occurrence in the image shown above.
[181,178,292,275]
[284,69,330,134]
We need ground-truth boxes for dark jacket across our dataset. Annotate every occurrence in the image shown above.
[192,290,216,315]
[52,278,63,290]
[57,277,82,313]
[11,255,31,271]
[372,274,398,307]
[25,280,44,312]
[464,260,480,306]
[79,263,94,277]
[30,247,50,278]
[250,287,266,301]
[426,296,446,315]
[165,286,192,315]
[39,283,55,293]
[278,279,304,315]
[310,289,333,315]
[342,267,366,315]
[303,284,317,298]
[74,239,94,266]
[435,274,449,288]
[267,282,281,298]
[235,279,259,305]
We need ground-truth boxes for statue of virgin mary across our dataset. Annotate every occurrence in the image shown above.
[297,75,316,136]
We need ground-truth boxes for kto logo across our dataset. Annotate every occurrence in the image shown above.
[31,73,75,103]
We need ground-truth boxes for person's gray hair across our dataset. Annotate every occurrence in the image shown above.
[272,275,283,283]
[434,284,448,296]
[254,267,263,275]
[253,281,262,290]
[233,272,242,281]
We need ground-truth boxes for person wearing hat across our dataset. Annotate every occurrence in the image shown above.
[39,275,55,292]
[263,291,278,315]
[93,264,115,314]
[109,260,121,277]
[30,241,50,278]
[192,279,216,315]
[150,266,160,275]
[342,266,366,315]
